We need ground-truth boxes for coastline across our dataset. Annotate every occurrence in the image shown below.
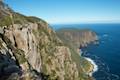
[79,48,98,76]
[85,57,98,76]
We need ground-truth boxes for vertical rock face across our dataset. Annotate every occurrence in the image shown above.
[0,37,20,77]
[4,23,41,72]
[57,28,98,48]
[0,1,94,80]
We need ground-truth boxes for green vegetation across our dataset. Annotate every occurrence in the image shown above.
[14,49,27,64]
[13,13,47,24]
[0,11,47,28]
[80,57,93,72]
[13,13,28,24]
[0,16,12,27]
[26,16,46,23]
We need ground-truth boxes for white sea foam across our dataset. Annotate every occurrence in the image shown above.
[85,57,98,76]
[103,34,108,37]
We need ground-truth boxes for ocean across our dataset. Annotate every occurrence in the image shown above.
[52,24,120,80]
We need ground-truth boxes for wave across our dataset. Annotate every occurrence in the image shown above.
[83,51,120,80]
[85,57,98,76]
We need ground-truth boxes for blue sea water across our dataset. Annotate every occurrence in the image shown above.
[52,24,120,80]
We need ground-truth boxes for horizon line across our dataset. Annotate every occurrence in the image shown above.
[50,22,120,25]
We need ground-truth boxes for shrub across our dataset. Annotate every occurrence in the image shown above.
[0,16,12,27]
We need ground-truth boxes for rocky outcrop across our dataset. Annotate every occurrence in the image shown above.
[0,1,94,80]
[4,23,41,72]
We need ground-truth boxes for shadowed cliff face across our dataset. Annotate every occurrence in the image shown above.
[0,1,94,80]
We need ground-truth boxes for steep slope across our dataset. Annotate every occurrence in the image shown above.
[0,1,93,80]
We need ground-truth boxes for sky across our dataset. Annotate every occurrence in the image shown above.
[4,0,120,24]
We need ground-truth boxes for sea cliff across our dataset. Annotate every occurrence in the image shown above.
[57,28,98,48]
[57,28,98,78]
[0,0,96,80]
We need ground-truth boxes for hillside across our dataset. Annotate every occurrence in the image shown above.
[0,0,94,80]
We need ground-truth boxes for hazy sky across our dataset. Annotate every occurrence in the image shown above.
[4,0,120,24]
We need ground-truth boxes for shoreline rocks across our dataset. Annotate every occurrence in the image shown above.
[85,57,98,76]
